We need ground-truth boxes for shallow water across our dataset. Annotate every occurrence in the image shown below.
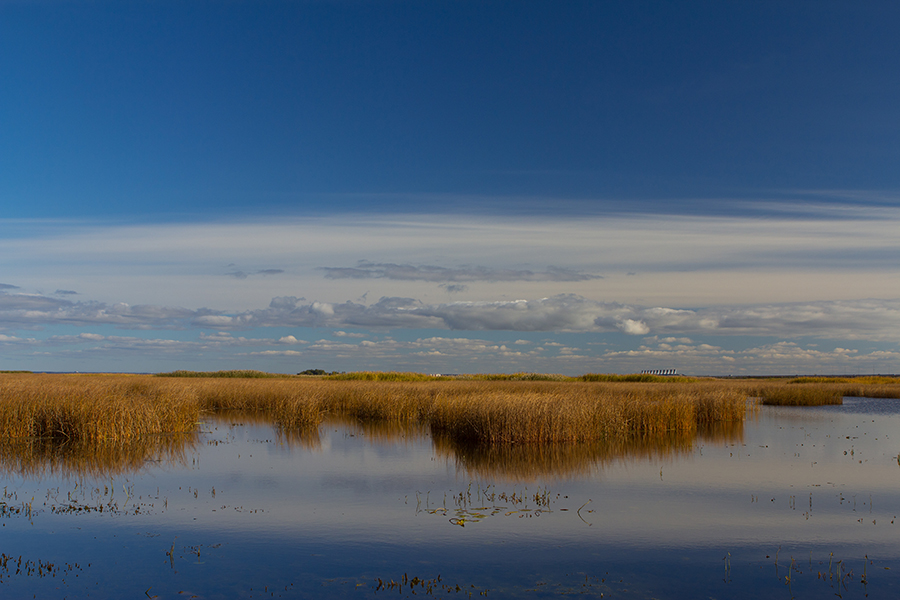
[2,398,900,599]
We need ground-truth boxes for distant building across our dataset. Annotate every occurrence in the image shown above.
[641,369,677,376]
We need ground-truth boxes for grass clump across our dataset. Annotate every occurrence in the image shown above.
[758,385,843,406]
[0,375,199,442]
[185,378,323,428]
[428,381,747,444]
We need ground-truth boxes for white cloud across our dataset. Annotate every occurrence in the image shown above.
[617,319,650,335]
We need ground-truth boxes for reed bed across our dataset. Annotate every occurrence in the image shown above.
[741,377,900,406]
[182,378,323,428]
[8,372,900,458]
[427,381,747,444]
[0,375,198,442]
[757,385,844,406]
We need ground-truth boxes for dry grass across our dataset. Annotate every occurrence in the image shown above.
[0,374,198,442]
[427,381,747,444]
[5,372,899,454]
[0,375,748,447]
[742,377,900,406]
[757,385,843,406]
[183,378,323,428]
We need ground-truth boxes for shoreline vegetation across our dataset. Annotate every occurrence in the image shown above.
[1,372,899,449]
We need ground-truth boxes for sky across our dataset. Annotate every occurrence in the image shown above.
[1,0,899,376]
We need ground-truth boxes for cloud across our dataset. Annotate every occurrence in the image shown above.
[333,331,366,338]
[227,268,285,279]
[618,319,650,335]
[600,337,900,376]
[0,283,21,290]
[1,288,899,343]
[55,289,78,295]
[319,261,602,282]
[440,284,469,294]
[223,294,900,341]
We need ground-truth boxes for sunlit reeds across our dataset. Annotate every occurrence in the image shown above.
[742,376,900,405]
[5,371,900,479]
[183,378,323,428]
[757,385,843,406]
[0,375,198,442]
[427,381,747,444]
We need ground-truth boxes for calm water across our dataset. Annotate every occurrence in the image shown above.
[2,398,900,599]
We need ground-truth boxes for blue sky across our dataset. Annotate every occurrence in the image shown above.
[1,1,899,375]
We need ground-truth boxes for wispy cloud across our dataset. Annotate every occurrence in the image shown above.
[319,261,602,282]
[227,268,285,279]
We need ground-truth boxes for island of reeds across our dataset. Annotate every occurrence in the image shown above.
[2,371,899,474]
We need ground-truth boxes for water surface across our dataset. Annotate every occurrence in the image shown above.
[2,398,899,599]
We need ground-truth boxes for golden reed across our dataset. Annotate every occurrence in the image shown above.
[3,373,898,449]
[0,375,746,444]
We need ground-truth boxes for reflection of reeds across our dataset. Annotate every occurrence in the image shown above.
[0,433,197,478]
[274,426,322,450]
[327,414,430,444]
[433,431,699,480]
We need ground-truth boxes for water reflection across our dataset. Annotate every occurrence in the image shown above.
[0,410,747,483]
[209,409,324,449]
[434,421,744,480]
[1,404,899,600]
[0,433,198,479]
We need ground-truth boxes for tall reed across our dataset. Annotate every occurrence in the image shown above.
[0,375,198,442]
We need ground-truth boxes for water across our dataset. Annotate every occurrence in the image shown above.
[2,399,900,599]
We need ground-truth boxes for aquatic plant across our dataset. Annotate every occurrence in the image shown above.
[0,374,198,442]
[758,385,843,406]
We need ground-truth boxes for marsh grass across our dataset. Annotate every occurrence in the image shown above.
[0,375,747,447]
[324,371,443,382]
[758,385,844,406]
[6,372,900,476]
[185,378,322,428]
[750,377,900,405]
[156,370,283,378]
[464,373,574,381]
[579,373,698,383]
[427,381,747,444]
[0,375,198,442]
